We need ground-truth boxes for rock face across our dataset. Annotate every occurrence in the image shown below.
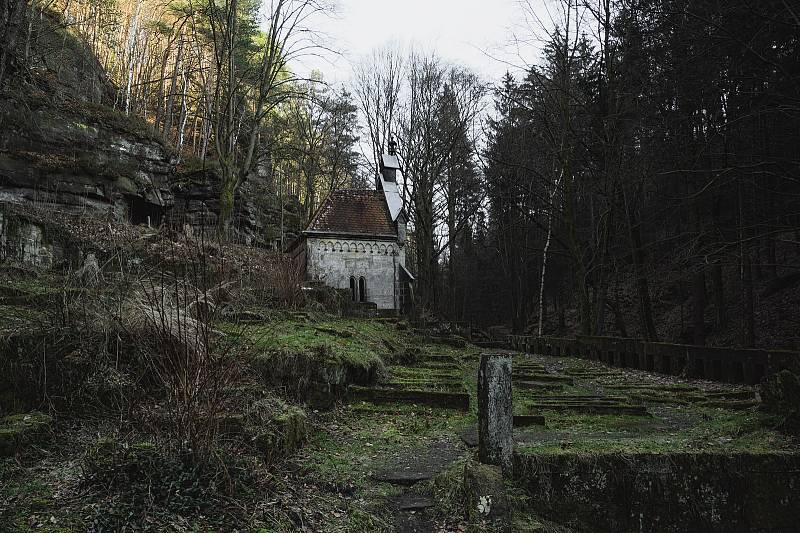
[0,210,59,267]
[478,353,513,473]
[0,14,262,244]
[0,97,261,242]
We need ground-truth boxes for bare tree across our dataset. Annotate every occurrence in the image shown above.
[399,53,485,310]
[351,43,405,173]
[206,0,332,237]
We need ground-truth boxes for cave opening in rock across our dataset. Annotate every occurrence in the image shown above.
[128,196,165,227]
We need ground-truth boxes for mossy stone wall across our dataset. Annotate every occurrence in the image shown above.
[513,451,800,532]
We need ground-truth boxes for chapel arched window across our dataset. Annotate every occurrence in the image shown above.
[359,277,367,303]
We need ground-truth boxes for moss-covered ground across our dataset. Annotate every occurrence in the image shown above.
[238,313,403,368]
[2,262,797,531]
[505,355,796,457]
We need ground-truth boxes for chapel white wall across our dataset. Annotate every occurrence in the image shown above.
[306,237,404,310]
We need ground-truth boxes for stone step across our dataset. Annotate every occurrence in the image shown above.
[527,403,649,416]
[418,353,459,363]
[698,399,759,410]
[606,384,700,393]
[513,415,546,427]
[387,494,436,512]
[473,340,509,349]
[534,400,634,408]
[512,369,546,374]
[382,374,464,387]
[379,381,466,393]
[515,381,564,392]
[513,373,574,384]
[705,390,756,401]
[349,386,470,410]
[514,362,547,369]
[511,366,547,374]
[389,367,462,380]
[415,361,461,371]
[533,396,630,404]
[427,335,469,348]
[537,394,630,401]
[0,411,53,457]
[388,373,463,381]
[629,392,706,404]
[371,441,463,485]
[565,369,619,377]
[460,417,547,447]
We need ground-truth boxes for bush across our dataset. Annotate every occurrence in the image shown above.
[82,438,224,531]
[761,370,800,435]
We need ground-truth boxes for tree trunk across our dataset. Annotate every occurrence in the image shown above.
[711,264,726,328]
[162,37,184,140]
[623,186,658,341]
[217,162,238,239]
[0,0,28,88]
[742,251,755,347]
[691,270,706,345]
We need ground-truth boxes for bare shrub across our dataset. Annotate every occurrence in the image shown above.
[236,251,304,310]
[121,235,252,461]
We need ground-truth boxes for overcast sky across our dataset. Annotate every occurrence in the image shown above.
[293,0,552,85]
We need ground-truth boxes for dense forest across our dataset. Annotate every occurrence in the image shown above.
[440,0,800,350]
[2,0,799,348]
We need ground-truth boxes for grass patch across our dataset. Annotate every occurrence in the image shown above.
[299,404,471,490]
[516,407,794,455]
[241,314,407,368]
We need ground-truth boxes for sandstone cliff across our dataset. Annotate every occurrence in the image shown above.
[0,12,262,243]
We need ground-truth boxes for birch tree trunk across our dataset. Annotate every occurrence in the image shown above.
[538,171,562,336]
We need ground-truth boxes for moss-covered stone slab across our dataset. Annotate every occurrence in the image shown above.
[605,383,700,393]
[526,403,649,416]
[387,374,463,384]
[216,398,309,462]
[389,367,461,380]
[513,373,574,384]
[698,399,760,410]
[418,353,458,363]
[415,361,461,371]
[564,368,620,377]
[536,394,630,402]
[252,405,308,463]
[628,391,707,404]
[378,381,466,393]
[371,440,464,485]
[348,385,470,410]
[0,411,53,457]
[514,415,546,427]
[706,389,757,401]
[513,364,548,372]
[460,416,546,447]
[386,494,435,511]
[515,380,564,392]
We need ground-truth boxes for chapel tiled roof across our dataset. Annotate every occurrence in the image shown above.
[305,189,397,237]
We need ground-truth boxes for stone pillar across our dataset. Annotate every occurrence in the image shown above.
[478,353,513,473]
